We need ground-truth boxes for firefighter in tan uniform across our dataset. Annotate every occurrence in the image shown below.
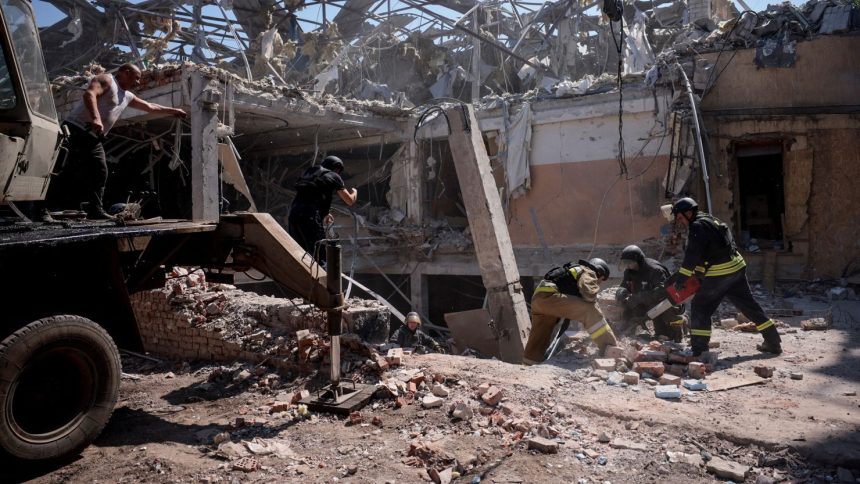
[523,258,618,364]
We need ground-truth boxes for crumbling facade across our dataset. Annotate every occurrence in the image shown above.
[43,0,860,327]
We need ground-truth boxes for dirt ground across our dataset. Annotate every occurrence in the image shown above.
[6,298,860,484]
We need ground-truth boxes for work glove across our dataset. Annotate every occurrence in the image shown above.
[615,287,630,303]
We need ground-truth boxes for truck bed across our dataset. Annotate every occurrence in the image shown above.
[0,218,217,248]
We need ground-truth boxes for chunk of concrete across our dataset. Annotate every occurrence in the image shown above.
[754,365,774,378]
[666,451,704,466]
[527,436,559,454]
[682,379,708,391]
[655,385,681,399]
[592,358,617,371]
[422,395,444,409]
[706,457,749,481]
[623,371,640,385]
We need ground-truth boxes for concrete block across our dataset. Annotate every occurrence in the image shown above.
[706,457,749,481]
[623,372,640,385]
[527,436,559,454]
[606,371,623,386]
[655,385,681,399]
[820,5,852,34]
[682,379,707,391]
[790,372,803,380]
[422,395,444,408]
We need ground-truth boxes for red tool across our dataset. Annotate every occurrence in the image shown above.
[647,276,701,319]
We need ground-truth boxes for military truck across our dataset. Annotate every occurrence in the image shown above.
[0,0,339,462]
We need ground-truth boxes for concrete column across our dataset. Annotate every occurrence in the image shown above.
[191,71,220,221]
[406,122,423,224]
[410,270,428,321]
[445,104,531,363]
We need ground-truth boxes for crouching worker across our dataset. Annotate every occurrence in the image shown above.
[523,258,618,365]
[390,312,443,354]
[616,245,684,342]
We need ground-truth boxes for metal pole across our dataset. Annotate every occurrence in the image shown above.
[326,241,344,389]
[676,63,712,212]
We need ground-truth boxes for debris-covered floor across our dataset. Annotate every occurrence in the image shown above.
[10,289,859,483]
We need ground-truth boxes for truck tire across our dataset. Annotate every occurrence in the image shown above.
[0,315,121,461]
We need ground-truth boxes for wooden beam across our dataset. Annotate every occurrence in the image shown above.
[191,71,220,221]
[445,104,531,363]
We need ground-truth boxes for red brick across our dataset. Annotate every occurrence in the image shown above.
[632,361,665,378]
[659,374,681,386]
[666,364,686,377]
[482,386,504,406]
[668,353,697,364]
[687,362,707,379]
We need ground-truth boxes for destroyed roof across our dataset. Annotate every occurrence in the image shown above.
[40,0,860,107]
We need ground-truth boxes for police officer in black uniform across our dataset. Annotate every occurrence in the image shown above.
[616,245,684,341]
[287,156,357,264]
[668,197,782,356]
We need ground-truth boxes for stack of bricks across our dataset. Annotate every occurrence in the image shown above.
[131,288,281,366]
[129,268,390,366]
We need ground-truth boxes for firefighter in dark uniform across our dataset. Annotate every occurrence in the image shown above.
[616,245,684,341]
[523,258,618,364]
[287,156,357,265]
[668,197,782,356]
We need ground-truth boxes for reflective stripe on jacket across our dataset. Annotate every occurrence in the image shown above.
[679,213,746,278]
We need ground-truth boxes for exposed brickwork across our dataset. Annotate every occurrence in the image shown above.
[129,268,389,367]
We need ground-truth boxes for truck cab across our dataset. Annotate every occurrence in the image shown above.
[0,0,61,203]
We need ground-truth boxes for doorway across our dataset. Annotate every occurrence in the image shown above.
[735,144,785,247]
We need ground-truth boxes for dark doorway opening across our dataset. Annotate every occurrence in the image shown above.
[736,145,785,245]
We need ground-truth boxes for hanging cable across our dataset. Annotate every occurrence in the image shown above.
[607,7,627,177]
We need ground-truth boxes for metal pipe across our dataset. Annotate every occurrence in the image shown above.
[325,241,343,388]
[676,63,712,212]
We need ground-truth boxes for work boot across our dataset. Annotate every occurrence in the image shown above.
[40,209,57,224]
[756,340,782,355]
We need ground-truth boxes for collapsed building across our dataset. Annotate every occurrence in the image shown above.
[42,0,860,335]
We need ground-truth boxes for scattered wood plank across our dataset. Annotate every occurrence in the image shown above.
[705,374,768,392]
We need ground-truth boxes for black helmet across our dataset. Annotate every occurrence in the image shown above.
[580,258,610,280]
[620,245,645,263]
[671,197,698,215]
[321,155,344,171]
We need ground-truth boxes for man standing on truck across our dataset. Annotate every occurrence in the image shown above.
[46,63,186,220]
[288,155,357,265]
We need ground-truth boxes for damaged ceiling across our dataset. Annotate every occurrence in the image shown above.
[39,0,859,108]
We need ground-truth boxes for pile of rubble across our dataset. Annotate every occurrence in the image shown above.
[131,267,391,367]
